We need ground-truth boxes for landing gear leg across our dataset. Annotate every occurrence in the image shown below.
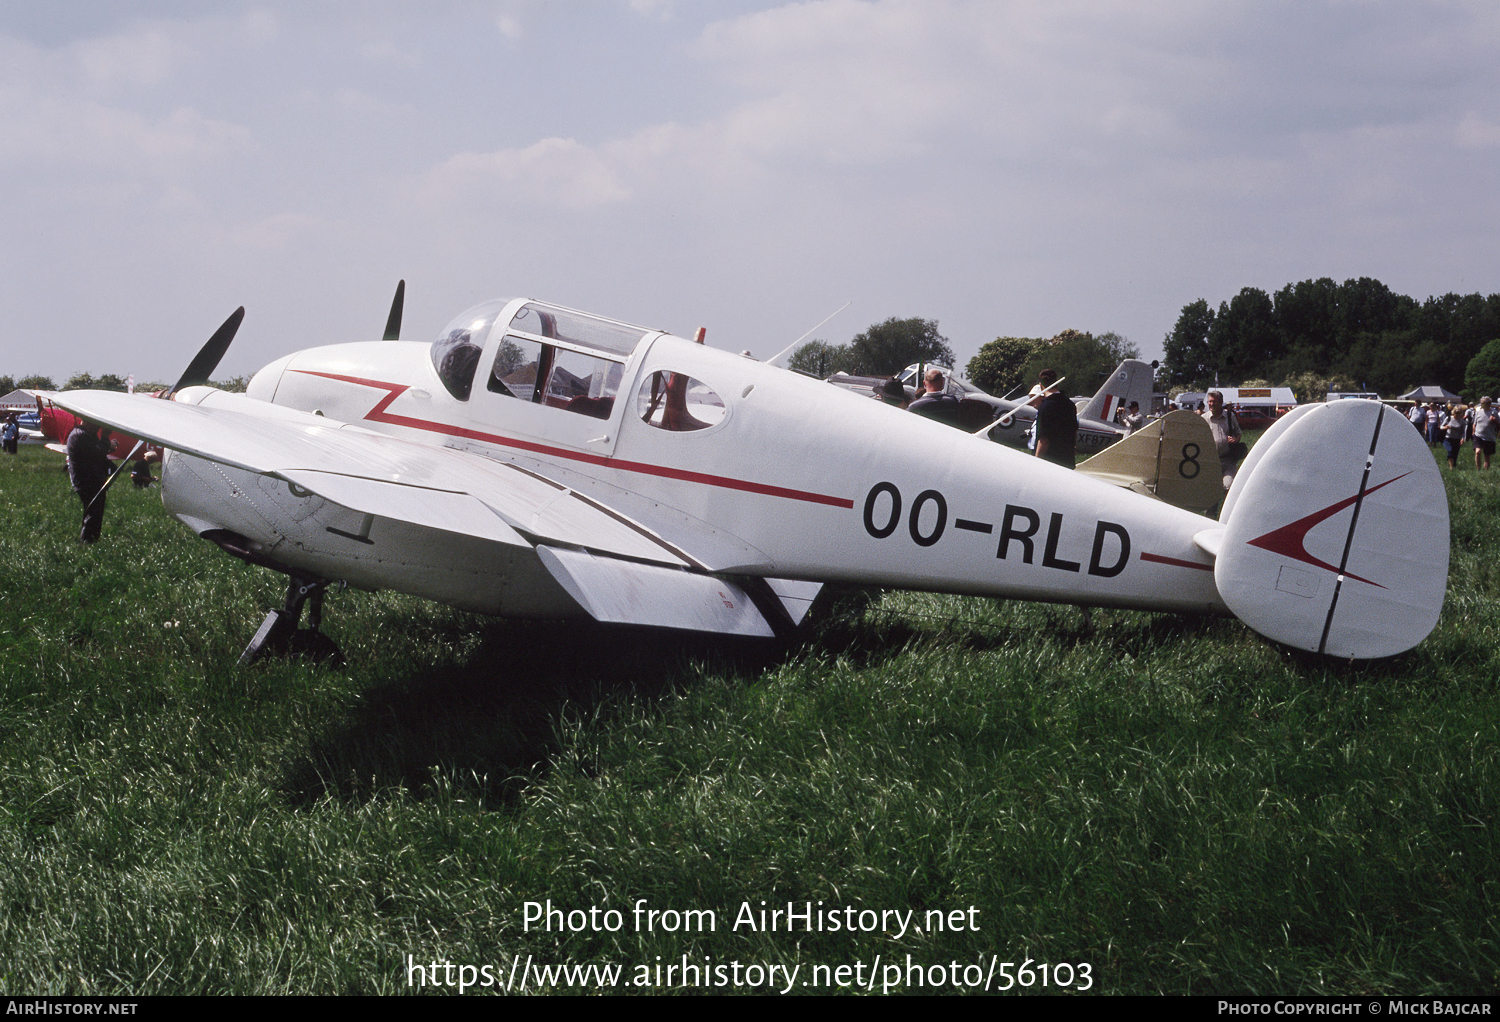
[238,576,345,667]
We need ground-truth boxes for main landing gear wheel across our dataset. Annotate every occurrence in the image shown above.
[238,577,345,667]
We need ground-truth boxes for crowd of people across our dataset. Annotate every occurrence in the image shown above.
[1409,397,1497,470]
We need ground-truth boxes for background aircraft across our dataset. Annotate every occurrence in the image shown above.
[35,396,161,463]
[52,291,1447,665]
[828,359,1157,453]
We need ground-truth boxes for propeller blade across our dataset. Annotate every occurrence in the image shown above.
[170,307,245,395]
[383,279,405,340]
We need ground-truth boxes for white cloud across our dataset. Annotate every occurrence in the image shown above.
[0,87,252,171]
[5,1,1500,381]
[495,14,523,41]
[424,136,630,210]
[73,26,191,90]
[629,0,678,19]
[239,8,278,45]
[334,87,414,117]
[228,211,326,251]
[0,24,252,175]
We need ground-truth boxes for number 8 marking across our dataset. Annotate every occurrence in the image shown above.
[1179,442,1201,479]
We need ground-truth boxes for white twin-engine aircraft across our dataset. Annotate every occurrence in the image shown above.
[55,291,1449,664]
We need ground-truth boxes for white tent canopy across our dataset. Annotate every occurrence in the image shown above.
[0,389,41,412]
[1175,387,1297,408]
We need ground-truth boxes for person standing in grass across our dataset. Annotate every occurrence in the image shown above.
[1409,401,1427,435]
[66,420,111,543]
[1,413,17,455]
[1441,404,1467,470]
[1031,368,1077,468]
[1471,396,1497,470]
[1202,390,1244,490]
[1428,401,1445,445]
[874,376,910,409]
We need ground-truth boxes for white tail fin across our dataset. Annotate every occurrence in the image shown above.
[1215,401,1447,658]
[1077,359,1155,426]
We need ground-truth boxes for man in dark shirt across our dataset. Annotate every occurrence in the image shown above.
[907,368,959,419]
[66,421,112,543]
[1032,368,1077,468]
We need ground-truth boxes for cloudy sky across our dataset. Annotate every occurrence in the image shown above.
[2,0,1498,384]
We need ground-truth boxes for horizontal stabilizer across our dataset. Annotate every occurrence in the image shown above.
[1216,401,1447,658]
[536,546,776,637]
[1077,410,1224,514]
[1220,404,1318,522]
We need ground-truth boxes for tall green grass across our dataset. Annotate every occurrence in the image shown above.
[0,442,1494,994]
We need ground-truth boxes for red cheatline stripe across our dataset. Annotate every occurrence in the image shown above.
[292,370,855,509]
[1140,551,1214,571]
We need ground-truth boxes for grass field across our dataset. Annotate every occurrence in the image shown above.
[0,438,1495,995]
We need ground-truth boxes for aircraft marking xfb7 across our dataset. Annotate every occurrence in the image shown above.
[52,289,1449,663]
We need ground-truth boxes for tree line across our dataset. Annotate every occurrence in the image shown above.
[965,330,1139,397]
[788,317,1141,400]
[787,318,956,378]
[0,373,249,394]
[1161,277,1500,400]
[21,277,1492,407]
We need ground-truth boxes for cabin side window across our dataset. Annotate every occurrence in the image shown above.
[493,303,642,421]
[544,348,624,420]
[636,371,726,432]
[488,335,545,401]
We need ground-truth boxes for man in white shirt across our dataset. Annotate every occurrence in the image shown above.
[1202,390,1243,491]
[1471,396,1497,470]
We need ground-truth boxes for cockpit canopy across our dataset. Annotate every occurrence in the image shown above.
[430,300,657,421]
[423,297,734,436]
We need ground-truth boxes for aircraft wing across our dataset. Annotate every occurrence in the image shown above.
[50,389,816,636]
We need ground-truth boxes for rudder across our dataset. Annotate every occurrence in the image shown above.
[1215,401,1448,658]
[1077,359,1155,426]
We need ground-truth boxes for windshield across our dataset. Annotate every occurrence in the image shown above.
[430,299,514,400]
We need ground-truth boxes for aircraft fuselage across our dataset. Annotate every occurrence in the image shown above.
[163,298,1225,620]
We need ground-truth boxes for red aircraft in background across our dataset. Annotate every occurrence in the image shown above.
[35,393,164,463]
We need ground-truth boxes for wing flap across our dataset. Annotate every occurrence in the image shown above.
[276,470,527,546]
[536,546,775,637]
[764,578,823,626]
